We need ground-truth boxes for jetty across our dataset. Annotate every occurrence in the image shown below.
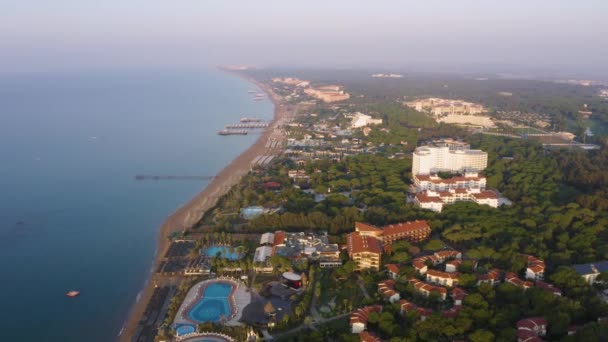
[218,129,248,136]
[134,175,215,181]
[225,123,269,129]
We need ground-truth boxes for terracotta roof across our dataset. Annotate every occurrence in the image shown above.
[526,256,545,273]
[451,287,468,301]
[382,220,431,237]
[414,174,484,184]
[517,317,547,331]
[348,232,382,254]
[409,278,447,295]
[415,192,443,203]
[434,250,461,260]
[399,299,418,313]
[360,331,382,342]
[478,268,501,281]
[355,222,383,233]
[506,272,534,288]
[350,305,382,326]
[471,190,498,199]
[273,231,286,246]
[427,269,460,280]
[385,264,401,274]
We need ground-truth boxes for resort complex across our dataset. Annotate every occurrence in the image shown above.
[128,71,608,342]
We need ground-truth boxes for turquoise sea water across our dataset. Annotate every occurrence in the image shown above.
[0,69,272,341]
[205,245,242,260]
[188,282,233,323]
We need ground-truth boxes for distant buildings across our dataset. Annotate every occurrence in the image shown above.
[405,98,485,116]
[412,140,488,176]
[346,112,383,128]
[572,261,608,284]
[405,98,494,127]
[371,73,403,78]
[271,77,311,87]
[304,85,351,103]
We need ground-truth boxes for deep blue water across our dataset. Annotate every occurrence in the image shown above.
[0,69,272,341]
[188,283,233,323]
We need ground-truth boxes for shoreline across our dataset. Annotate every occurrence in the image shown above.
[120,71,285,341]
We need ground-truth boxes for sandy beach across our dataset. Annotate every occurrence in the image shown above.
[121,73,286,341]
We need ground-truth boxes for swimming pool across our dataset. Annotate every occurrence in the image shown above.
[188,282,234,323]
[205,245,241,260]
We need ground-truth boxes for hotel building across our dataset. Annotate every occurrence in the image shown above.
[412,143,488,176]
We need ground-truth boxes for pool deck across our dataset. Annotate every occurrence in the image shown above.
[174,277,251,327]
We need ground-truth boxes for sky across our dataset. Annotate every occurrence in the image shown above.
[1,0,607,77]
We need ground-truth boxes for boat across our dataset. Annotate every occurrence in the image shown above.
[66,290,80,297]
[253,97,265,101]
[247,90,257,94]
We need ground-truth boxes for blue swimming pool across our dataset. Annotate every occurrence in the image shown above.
[205,245,241,260]
[188,282,234,323]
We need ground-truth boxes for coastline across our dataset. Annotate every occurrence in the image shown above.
[121,71,285,341]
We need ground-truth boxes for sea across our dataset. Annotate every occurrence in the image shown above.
[0,69,273,341]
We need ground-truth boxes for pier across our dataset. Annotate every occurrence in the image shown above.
[218,129,248,135]
[225,123,269,129]
[134,175,215,181]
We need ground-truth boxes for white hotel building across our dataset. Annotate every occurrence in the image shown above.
[412,144,488,176]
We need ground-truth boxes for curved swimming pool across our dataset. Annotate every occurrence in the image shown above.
[188,282,234,323]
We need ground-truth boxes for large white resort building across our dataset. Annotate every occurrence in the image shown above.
[412,139,497,212]
[412,140,488,176]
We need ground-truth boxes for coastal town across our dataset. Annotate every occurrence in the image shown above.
[125,70,608,342]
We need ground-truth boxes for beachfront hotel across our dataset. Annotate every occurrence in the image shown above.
[347,232,383,271]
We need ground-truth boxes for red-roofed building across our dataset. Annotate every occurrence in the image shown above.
[451,287,468,306]
[350,305,383,334]
[517,317,547,342]
[385,264,401,279]
[526,256,545,281]
[409,278,447,300]
[378,279,400,303]
[354,220,431,245]
[413,172,486,192]
[477,269,501,286]
[347,232,382,271]
[273,231,286,247]
[506,272,534,289]
[426,269,460,287]
[445,259,462,273]
[359,331,383,342]
[415,189,499,212]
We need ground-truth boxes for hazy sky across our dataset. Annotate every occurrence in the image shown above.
[1,0,607,75]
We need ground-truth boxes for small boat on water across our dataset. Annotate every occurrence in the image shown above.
[247,90,257,94]
[66,290,80,297]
